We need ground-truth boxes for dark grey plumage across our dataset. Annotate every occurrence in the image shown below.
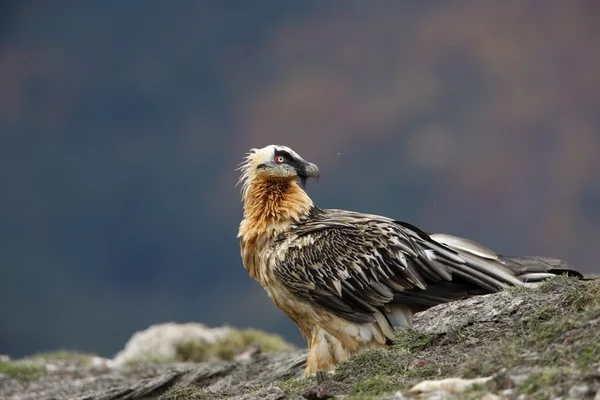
[273,207,580,326]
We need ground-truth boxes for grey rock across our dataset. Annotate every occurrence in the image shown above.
[0,351,307,400]
[414,291,529,335]
[2,279,597,400]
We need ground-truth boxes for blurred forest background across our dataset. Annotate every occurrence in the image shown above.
[1,1,599,358]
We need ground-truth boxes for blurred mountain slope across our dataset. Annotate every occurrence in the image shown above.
[0,1,599,358]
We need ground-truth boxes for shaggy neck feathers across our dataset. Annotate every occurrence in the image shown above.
[238,177,313,282]
[239,177,313,238]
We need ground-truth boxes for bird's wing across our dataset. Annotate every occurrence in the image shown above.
[273,208,522,323]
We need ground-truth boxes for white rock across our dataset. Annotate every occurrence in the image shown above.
[568,384,589,399]
[424,390,452,400]
[90,356,110,368]
[0,355,10,362]
[46,363,59,372]
[509,374,530,386]
[409,376,492,394]
[234,344,262,361]
[110,322,231,367]
[383,391,407,400]
[479,393,502,400]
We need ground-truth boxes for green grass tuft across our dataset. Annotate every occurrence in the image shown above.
[0,350,97,381]
[333,348,405,382]
[577,343,600,368]
[274,375,315,396]
[351,375,401,396]
[0,360,46,381]
[519,367,575,399]
[534,275,600,310]
[176,328,294,362]
[158,385,209,400]
[392,328,438,354]
[125,355,177,366]
[24,350,96,365]
[563,280,600,311]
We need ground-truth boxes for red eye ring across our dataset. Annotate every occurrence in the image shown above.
[275,156,285,164]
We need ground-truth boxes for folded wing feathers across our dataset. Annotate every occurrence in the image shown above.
[430,233,499,259]
[273,209,546,324]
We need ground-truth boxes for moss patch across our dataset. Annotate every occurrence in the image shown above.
[392,328,438,354]
[467,279,600,373]
[0,351,99,382]
[519,367,577,399]
[463,281,600,378]
[124,354,177,366]
[25,350,96,365]
[334,348,405,383]
[0,360,46,381]
[330,277,600,398]
[274,375,315,396]
[176,328,294,362]
[351,375,402,396]
[158,385,209,400]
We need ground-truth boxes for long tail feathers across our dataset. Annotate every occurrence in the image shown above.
[498,255,583,282]
[431,233,584,283]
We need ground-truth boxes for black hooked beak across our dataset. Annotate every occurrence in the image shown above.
[297,162,320,187]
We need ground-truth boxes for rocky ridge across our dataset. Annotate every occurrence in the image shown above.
[1,276,599,400]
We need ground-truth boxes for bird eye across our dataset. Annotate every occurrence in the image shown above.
[275,155,285,164]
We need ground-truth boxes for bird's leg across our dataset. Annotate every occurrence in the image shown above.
[305,328,343,375]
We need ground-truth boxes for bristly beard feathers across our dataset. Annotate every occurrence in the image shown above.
[299,176,307,188]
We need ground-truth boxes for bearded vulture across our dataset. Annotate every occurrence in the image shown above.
[237,145,580,375]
